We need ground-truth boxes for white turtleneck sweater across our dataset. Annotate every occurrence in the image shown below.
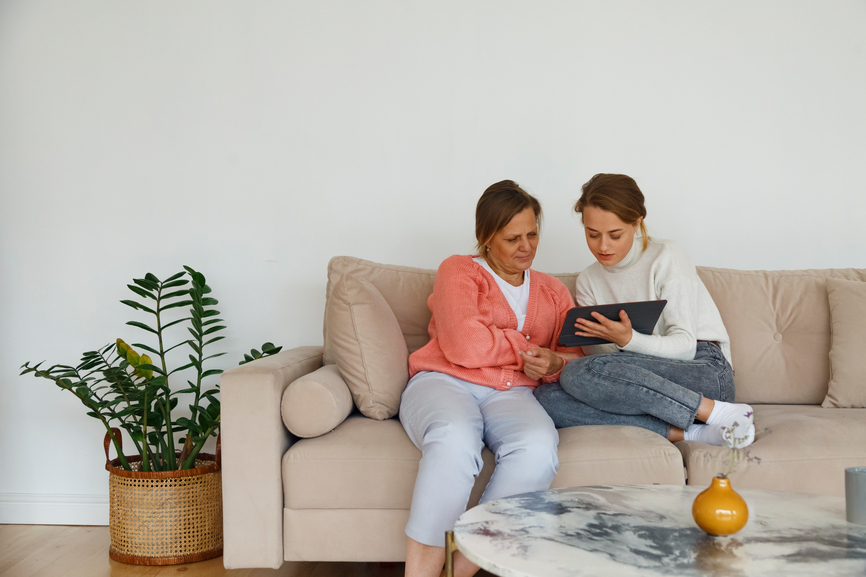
[575,235,733,366]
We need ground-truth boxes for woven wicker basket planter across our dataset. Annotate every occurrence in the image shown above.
[104,430,223,565]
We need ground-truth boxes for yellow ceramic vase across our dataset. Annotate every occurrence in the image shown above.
[692,476,749,536]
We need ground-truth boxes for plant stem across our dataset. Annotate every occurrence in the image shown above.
[181,416,220,470]
[153,284,177,470]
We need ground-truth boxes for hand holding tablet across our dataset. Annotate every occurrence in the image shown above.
[558,300,667,347]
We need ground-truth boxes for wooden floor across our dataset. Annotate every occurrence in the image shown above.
[0,525,495,577]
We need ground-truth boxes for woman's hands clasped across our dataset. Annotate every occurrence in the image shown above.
[576,309,634,348]
[519,348,566,380]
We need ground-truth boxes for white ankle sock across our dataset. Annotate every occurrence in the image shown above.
[683,422,756,448]
[706,401,754,429]
[683,423,725,445]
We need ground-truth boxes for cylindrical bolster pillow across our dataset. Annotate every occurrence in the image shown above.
[281,364,354,438]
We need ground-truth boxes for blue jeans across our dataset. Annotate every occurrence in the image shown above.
[534,342,735,437]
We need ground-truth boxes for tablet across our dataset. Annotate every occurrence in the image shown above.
[558,300,667,347]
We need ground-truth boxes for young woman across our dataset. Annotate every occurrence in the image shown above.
[530,173,755,448]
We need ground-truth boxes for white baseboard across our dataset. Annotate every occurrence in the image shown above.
[0,493,108,525]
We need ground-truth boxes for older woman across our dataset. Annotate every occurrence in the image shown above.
[399,180,582,577]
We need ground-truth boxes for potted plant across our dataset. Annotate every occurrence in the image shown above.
[20,265,280,565]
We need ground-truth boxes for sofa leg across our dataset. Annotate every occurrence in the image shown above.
[445,531,456,577]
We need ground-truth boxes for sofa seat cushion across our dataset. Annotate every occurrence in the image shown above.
[283,415,687,511]
[678,405,866,496]
[552,425,686,487]
[283,415,421,510]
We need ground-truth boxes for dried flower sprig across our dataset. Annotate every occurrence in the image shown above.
[717,412,771,478]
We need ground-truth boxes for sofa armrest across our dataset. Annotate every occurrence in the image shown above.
[221,346,324,569]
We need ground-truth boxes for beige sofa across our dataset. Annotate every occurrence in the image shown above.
[221,256,866,569]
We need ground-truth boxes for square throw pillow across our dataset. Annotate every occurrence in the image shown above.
[325,272,410,420]
[822,277,866,408]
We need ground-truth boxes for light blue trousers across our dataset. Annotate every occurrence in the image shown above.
[399,371,559,547]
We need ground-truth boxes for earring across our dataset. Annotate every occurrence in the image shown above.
[486,246,490,252]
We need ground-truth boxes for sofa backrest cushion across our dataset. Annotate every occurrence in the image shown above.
[325,256,865,406]
[325,257,436,365]
[697,267,866,405]
[822,277,866,408]
[324,271,409,420]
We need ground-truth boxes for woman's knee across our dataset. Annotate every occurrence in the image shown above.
[496,423,559,470]
[418,418,484,469]
[560,356,601,400]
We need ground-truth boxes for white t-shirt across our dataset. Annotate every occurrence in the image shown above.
[473,257,530,332]
[575,235,733,366]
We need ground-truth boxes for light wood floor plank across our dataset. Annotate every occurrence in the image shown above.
[1,526,97,577]
[27,526,112,577]
[0,525,499,577]
[0,526,60,574]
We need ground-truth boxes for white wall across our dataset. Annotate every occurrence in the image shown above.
[1,1,864,524]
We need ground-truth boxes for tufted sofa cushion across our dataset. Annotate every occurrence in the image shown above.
[696,267,866,404]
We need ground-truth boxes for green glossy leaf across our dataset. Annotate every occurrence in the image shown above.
[134,277,159,291]
[126,321,158,335]
[160,300,194,311]
[162,317,190,331]
[135,363,165,375]
[131,342,160,356]
[261,342,276,352]
[163,341,188,355]
[169,362,195,374]
[201,297,219,306]
[162,279,188,289]
[165,270,187,281]
[160,289,190,301]
[203,336,225,346]
[120,300,156,315]
[203,325,226,336]
[200,369,223,378]
[127,285,155,300]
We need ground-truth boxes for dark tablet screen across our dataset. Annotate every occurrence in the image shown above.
[558,300,667,347]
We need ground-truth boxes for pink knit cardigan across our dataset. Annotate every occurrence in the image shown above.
[408,255,584,391]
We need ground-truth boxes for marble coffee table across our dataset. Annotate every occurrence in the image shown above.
[449,485,866,577]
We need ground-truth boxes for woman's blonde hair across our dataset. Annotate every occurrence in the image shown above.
[574,173,649,251]
[475,180,542,255]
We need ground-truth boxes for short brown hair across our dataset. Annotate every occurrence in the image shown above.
[574,173,649,251]
[475,180,542,255]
